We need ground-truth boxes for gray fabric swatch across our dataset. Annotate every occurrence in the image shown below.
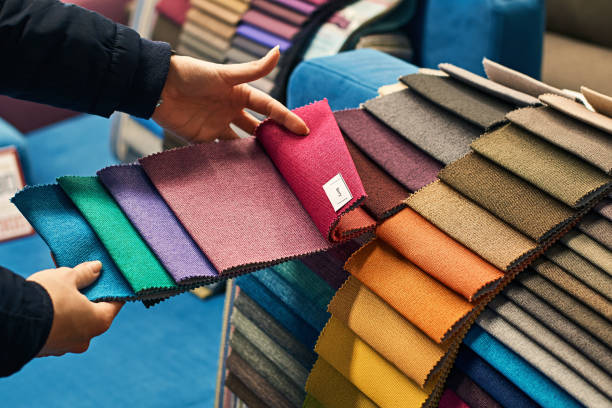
[559,231,612,274]
[503,283,612,373]
[476,308,612,407]
[363,89,481,164]
[579,212,612,250]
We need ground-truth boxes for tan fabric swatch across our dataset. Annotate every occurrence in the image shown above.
[540,93,612,135]
[329,276,450,387]
[439,152,576,241]
[582,86,612,118]
[405,180,537,270]
[483,57,566,97]
[472,124,612,208]
[559,231,612,274]
[306,357,377,408]
[344,239,475,343]
[579,212,612,250]
[507,106,612,174]
[378,82,408,96]
[439,63,539,106]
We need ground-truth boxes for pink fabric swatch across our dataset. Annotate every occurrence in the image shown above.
[439,389,471,408]
[156,0,190,25]
[242,10,300,40]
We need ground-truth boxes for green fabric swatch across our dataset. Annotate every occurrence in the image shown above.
[303,394,325,408]
[272,260,335,312]
[58,176,177,293]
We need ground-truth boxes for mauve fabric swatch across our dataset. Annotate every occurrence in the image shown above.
[11,185,135,301]
[559,231,612,274]
[540,93,612,135]
[503,283,612,373]
[98,164,217,283]
[272,0,316,14]
[377,207,503,302]
[438,62,540,106]
[438,389,469,408]
[251,0,308,26]
[224,372,267,408]
[236,274,319,349]
[256,99,373,241]
[452,346,538,408]
[236,24,291,52]
[400,73,515,129]
[507,106,612,174]
[439,152,576,242]
[241,10,299,40]
[472,124,612,208]
[579,212,612,250]
[140,137,331,274]
[334,108,442,191]
[232,34,270,58]
[406,181,537,270]
[445,367,503,408]
[363,89,481,164]
[483,57,566,98]
[300,248,349,290]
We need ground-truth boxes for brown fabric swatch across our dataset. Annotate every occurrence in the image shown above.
[483,57,566,97]
[578,212,612,250]
[363,89,481,164]
[328,276,450,387]
[439,152,576,241]
[225,373,267,408]
[472,124,612,208]
[507,106,612,174]
[582,86,612,118]
[345,138,408,221]
[540,93,612,135]
[559,231,612,274]
[405,180,537,270]
[400,73,515,129]
[438,63,540,107]
[185,8,236,40]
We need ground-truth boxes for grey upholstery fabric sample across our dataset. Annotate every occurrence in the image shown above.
[579,212,612,250]
[363,89,481,164]
[231,308,310,388]
[545,244,612,301]
[230,329,305,407]
[438,152,576,242]
[507,106,612,174]
[438,63,540,107]
[488,296,612,398]
[531,258,612,319]
[559,231,612,274]
[476,308,612,407]
[540,93,612,135]
[517,270,612,345]
[400,73,515,129]
[503,283,612,373]
[483,57,566,97]
[234,291,316,369]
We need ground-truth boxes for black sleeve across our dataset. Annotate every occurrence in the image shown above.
[0,0,171,118]
[0,266,54,377]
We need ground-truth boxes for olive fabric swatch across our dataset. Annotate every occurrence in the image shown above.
[315,317,432,407]
[57,176,177,294]
[406,180,537,270]
[445,368,504,408]
[503,283,612,374]
[582,86,612,117]
[225,373,267,408]
[507,106,612,174]
[439,152,576,242]
[540,93,612,135]
[363,89,481,164]
[438,62,540,107]
[334,108,442,191]
[559,231,612,274]
[305,357,377,408]
[328,277,449,387]
[483,57,566,98]
[400,73,515,129]
[344,239,474,343]
[476,308,612,407]
[472,124,612,208]
[578,212,612,250]
[302,394,325,408]
[377,207,503,301]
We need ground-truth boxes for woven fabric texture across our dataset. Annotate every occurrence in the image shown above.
[300,249,349,291]
[334,108,442,191]
[363,89,481,164]
[57,176,177,294]
[445,368,504,408]
[507,106,612,174]
[377,207,503,301]
[578,212,612,250]
[400,74,515,129]
[483,57,566,98]
[540,93,612,134]
[438,389,469,408]
[271,260,335,313]
[302,394,325,408]
[224,373,267,408]
[559,231,612,274]
[596,198,612,221]
[582,86,612,117]
[472,124,611,208]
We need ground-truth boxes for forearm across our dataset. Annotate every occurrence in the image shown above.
[0,0,171,118]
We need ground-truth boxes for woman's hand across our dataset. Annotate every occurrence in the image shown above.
[152,46,309,142]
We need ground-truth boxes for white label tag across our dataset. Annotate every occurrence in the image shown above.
[323,173,352,212]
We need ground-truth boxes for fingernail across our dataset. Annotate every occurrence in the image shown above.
[88,260,102,272]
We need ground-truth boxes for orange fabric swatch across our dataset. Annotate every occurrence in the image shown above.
[345,239,475,343]
[377,208,504,301]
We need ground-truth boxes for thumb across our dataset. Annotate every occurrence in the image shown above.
[72,260,102,289]
[222,46,280,86]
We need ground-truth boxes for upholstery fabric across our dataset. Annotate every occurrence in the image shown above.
[540,93,612,135]
[224,372,267,408]
[241,10,299,40]
[578,212,612,250]
[582,86,612,118]
[596,198,612,221]
[445,368,503,408]
[235,24,291,52]
[438,389,469,408]
[558,231,612,274]
[300,249,350,291]
[483,57,565,97]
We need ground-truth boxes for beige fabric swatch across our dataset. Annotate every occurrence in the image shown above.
[582,86,612,118]
[378,82,408,96]
[540,93,612,135]
[559,231,612,274]
[483,57,566,97]
[579,212,612,250]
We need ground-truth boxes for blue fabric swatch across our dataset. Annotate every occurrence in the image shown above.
[11,184,134,301]
[236,274,319,350]
[464,325,582,408]
[236,24,291,51]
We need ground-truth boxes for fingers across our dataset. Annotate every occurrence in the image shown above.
[246,87,309,135]
[91,301,124,335]
[72,261,102,289]
[233,110,261,135]
[221,46,280,86]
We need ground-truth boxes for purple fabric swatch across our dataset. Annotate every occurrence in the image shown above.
[271,0,316,14]
[334,109,443,191]
[98,164,218,283]
[301,251,349,290]
[236,24,291,52]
